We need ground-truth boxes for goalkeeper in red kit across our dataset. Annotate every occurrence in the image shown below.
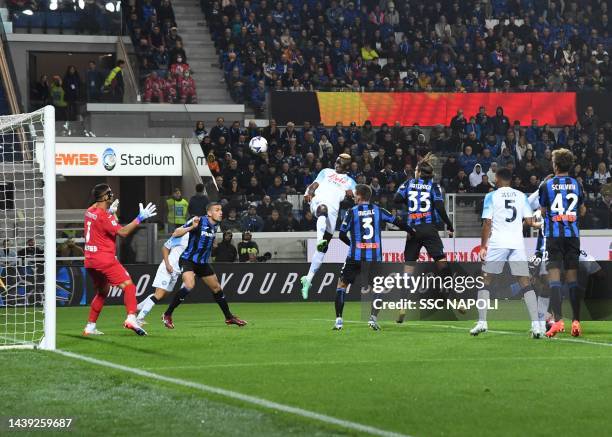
[83,183,157,336]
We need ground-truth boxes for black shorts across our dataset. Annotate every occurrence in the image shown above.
[340,259,362,284]
[179,258,215,277]
[546,237,580,271]
[404,224,445,262]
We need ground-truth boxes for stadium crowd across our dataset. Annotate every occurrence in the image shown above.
[193,105,612,232]
[126,0,198,103]
[202,0,610,111]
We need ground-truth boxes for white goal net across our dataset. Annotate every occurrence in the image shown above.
[0,106,55,350]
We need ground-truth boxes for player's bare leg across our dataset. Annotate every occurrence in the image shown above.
[202,274,247,326]
[83,284,110,336]
[163,271,196,328]
[120,279,147,336]
[137,287,171,324]
[302,207,332,299]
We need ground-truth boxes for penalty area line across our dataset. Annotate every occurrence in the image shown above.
[52,349,411,437]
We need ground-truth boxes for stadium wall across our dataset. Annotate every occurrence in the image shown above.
[270,91,611,126]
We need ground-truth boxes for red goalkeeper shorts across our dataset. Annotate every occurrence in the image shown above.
[86,259,132,289]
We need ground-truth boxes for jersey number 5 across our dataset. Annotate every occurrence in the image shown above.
[505,199,517,222]
[362,217,374,240]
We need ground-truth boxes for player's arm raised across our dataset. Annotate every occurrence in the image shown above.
[116,202,158,238]
[172,216,200,237]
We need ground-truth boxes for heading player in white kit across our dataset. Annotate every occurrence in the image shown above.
[471,168,543,338]
[136,233,189,326]
[301,153,356,299]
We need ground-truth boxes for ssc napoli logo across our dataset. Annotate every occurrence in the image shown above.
[102,148,117,171]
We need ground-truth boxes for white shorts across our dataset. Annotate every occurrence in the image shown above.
[538,250,601,276]
[483,247,529,277]
[310,198,339,235]
[152,262,181,291]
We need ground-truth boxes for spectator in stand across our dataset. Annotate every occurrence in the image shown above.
[143,72,165,103]
[300,210,316,231]
[263,209,287,231]
[240,203,264,232]
[50,76,67,120]
[458,145,477,173]
[237,231,259,262]
[491,107,510,146]
[220,208,242,232]
[594,162,611,185]
[469,163,484,188]
[178,70,197,103]
[188,183,209,217]
[213,231,237,262]
[86,61,103,103]
[486,162,498,182]
[474,174,494,193]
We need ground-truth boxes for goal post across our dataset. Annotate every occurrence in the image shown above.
[0,105,56,350]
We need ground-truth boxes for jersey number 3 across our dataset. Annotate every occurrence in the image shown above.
[362,217,374,240]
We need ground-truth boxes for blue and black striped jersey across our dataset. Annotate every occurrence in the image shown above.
[538,176,583,238]
[396,178,444,226]
[180,216,218,264]
[340,203,395,262]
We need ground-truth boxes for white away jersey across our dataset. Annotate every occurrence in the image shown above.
[482,187,532,249]
[163,233,189,270]
[313,168,356,208]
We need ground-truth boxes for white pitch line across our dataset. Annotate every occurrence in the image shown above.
[313,319,612,348]
[52,349,411,437]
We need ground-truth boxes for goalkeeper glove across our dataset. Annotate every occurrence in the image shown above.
[135,202,157,224]
[108,199,119,215]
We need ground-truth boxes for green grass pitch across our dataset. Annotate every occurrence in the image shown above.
[3,302,612,436]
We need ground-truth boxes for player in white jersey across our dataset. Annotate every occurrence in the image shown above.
[136,233,189,325]
[470,168,543,338]
[300,153,356,299]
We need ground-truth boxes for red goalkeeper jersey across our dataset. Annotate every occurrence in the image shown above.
[84,206,122,265]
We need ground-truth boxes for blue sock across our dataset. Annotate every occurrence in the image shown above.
[335,288,346,318]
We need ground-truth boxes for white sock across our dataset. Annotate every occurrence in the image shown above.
[316,215,327,241]
[137,294,157,320]
[537,296,550,321]
[86,322,96,331]
[523,289,539,322]
[126,314,137,323]
[477,289,489,322]
[306,251,325,282]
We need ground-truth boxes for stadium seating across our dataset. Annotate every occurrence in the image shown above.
[195,104,612,231]
[201,0,611,111]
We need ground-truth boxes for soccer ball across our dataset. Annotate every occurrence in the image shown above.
[249,136,268,154]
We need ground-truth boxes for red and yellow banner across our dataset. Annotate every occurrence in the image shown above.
[315,92,577,127]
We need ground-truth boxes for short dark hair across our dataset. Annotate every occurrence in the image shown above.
[90,183,110,205]
[207,202,222,212]
[355,184,372,202]
[195,183,205,193]
[552,148,574,173]
[496,167,512,182]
